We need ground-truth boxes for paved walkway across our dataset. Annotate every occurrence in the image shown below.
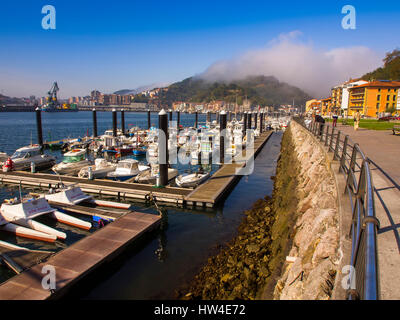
[335,124,400,300]
[337,124,400,184]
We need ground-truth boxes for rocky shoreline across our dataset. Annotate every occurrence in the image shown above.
[177,127,301,300]
[177,121,341,300]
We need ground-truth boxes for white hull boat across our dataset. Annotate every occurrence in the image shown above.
[135,167,178,184]
[175,172,210,188]
[5,145,56,172]
[107,159,149,181]
[52,149,90,176]
[78,158,116,179]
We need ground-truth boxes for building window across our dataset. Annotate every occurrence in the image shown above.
[386,103,389,108]
[377,95,380,101]
[393,103,396,108]
[394,95,397,101]
[378,89,381,92]
[388,89,391,92]
[376,103,380,108]
[387,95,391,101]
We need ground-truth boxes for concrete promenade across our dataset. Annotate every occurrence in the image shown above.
[336,124,400,300]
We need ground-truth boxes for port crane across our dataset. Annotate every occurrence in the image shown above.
[44,82,59,110]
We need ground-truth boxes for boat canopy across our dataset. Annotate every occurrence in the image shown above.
[11,145,41,160]
[1,197,55,220]
[45,186,92,205]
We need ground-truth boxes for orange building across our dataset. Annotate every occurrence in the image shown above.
[348,81,400,117]
[320,97,332,116]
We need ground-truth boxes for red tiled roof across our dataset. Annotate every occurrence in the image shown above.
[350,81,400,89]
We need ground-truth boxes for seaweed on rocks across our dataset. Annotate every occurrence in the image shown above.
[177,127,301,300]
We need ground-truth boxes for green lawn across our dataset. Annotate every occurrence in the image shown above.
[325,118,398,130]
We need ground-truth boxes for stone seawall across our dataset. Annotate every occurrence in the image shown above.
[179,121,343,300]
[270,121,341,300]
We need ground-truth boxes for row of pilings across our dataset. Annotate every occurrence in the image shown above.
[34,108,271,186]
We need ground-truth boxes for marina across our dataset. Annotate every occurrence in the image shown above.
[0,110,284,299]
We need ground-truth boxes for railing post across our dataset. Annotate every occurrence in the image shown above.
[319,124,324,141]
[324,124,330,146]
[340,135,349,172]
[329,126,335,152]
[334,131,341,160]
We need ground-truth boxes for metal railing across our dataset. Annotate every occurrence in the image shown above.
[294,117,379,300]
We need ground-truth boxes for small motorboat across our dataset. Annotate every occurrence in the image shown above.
[4,145,56,172]
[175,171,210,188]
[135,165,178,184]
[52,149,91,176]
[78,158,116,179]
[107,159,149,181]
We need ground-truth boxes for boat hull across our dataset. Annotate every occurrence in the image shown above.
[0,223,57,243]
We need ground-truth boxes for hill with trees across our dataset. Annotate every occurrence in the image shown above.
[362,49,400,81]
[155,75,311,107]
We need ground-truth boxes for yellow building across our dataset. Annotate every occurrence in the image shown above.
[306,99,321,114]
[331,86,342,111]
[348,81,400,117]
[321,97,332,116]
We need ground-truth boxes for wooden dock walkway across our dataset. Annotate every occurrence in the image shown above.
[185,131,273,207]
[0,211,161,300]
[0,171,191,205]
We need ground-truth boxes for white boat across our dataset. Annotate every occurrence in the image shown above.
[5,145,56,172]
[78,158,116,179]
[175,171,210,188]
[135,165,178,184]
[0,197,66,240]
[52,149,90,176]
[107,159,149,181]
[45,185,130,210]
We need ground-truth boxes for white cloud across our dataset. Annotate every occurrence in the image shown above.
[200,31,382,97]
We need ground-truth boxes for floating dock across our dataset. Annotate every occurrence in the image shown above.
[0,131,273,208]
[0,211,161,300]
[185,131,273,206]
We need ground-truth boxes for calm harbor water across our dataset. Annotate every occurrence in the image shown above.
[0,112,282,299]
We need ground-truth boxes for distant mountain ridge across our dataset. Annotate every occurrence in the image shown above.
[157,75,311,107]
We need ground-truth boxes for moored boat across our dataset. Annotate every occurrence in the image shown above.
[175,171,210,188]
[52,149,90,176]
[106,159,149,181]
[4,145,56,172]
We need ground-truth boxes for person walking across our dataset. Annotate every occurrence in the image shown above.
[332,112,338,128]
[315,114,325,136]
[354,111,361,131]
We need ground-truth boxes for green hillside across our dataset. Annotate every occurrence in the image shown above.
[362,49,400,81]
[154,75,311,107]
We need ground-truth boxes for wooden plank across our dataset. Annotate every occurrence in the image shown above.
[0,211,161,300]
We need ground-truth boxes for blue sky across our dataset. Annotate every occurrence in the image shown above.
[1,0,399,98]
